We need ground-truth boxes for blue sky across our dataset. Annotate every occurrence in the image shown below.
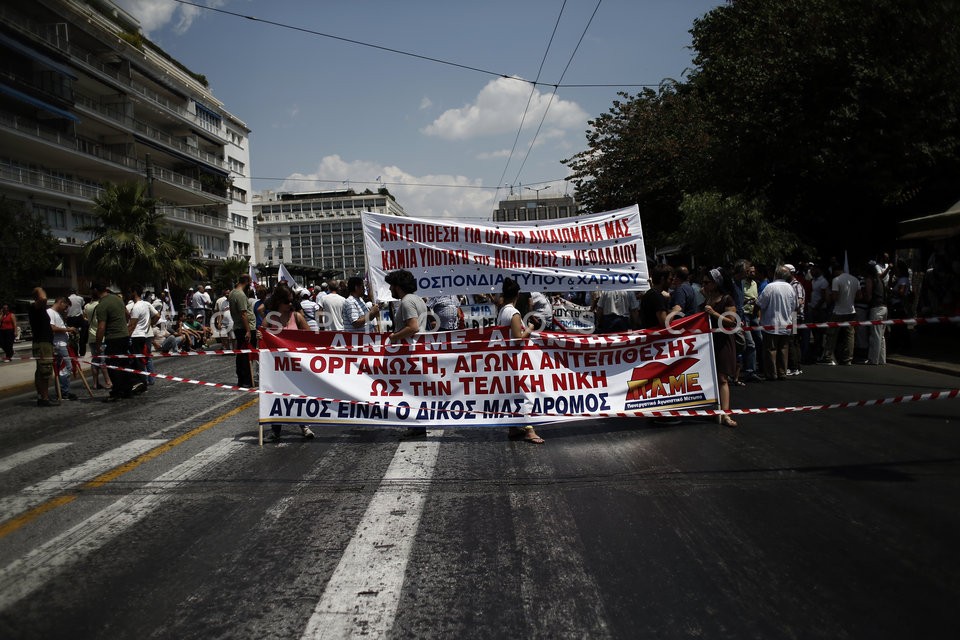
[116,0,722,220]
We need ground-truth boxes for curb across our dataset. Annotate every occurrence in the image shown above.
[887,357,960,378]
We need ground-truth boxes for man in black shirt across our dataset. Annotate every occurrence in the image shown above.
[641,265,673,329]
[28,287,56,406]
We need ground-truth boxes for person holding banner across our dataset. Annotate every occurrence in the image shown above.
[229,275,255,388]
[260,284,314,441]
[701,268,739,427]
[498,277,545,444]
[385,269,429,438]
[344,276,380,332]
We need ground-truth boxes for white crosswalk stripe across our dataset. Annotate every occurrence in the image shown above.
[0,443,72,474]
[0,439,164,521]
[301,431,443,639]
[0,438,243,611]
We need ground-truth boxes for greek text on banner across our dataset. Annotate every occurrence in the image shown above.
[258,313,718,428]
[362,204,649,300]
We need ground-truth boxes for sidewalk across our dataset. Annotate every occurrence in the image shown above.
[2,324,958,400]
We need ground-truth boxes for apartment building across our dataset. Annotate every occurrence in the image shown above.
[253,189,407,282]
[493,193,578,222]
[0,0,252,294]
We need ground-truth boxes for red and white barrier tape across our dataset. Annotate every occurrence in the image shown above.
[4,315,959,362]
[97,362,959,421]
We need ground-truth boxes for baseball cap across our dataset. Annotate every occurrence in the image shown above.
[205,285,212,290]
[784,263,796,273]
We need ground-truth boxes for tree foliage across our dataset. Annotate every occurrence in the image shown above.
[564,0,960,260]
[0,198,60,304]
[82,181,204,290]
[673,192,806,268]
[214,256,249,293]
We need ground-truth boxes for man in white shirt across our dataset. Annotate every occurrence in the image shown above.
[191,287,207,321]
[320,280,346,331]
[128,284,159,387]
[820,265,860,366]
[757,266,798,380]
[807,264,830,362]
[66,288,88,356]
[48,296,79,400]
[299,289,321,331]
[343,276,380,332]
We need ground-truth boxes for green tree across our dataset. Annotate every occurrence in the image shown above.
[563,82,710,245]
[687,0,960,251]
[672,192,806,268]
[82,181,205,291]
[564,0,960,257]
[155,228,206,290]
[214,256,249,293]
[0,198,60,304]
[82,181,162,290]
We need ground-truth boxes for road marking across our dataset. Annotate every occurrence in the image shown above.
[0,438,243,611]
[0,443,72,474]
[301,431,443,639]
[0,398,257,539]
[0,440,163,521]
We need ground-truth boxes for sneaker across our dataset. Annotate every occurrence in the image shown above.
[301,426,315,439]
[131,382,147,394]
[820,360,837,366]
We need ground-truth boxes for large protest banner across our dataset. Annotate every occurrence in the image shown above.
[258,313,717,428]
[362,205,649,301]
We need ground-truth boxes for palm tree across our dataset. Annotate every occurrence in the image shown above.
[82,181,162,290]
[214,256,249,292]
[156,228,206,289]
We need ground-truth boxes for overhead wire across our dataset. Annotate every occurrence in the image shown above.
[169,0,664,90]
[511,0,603,187]
[490,0,568,216]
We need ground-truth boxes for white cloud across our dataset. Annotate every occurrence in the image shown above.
[277,155,497,221]
[419,96,433,110]
[421,76,589,141]
[113,0,225,35]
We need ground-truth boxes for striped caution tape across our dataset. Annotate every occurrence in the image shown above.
[96,362,959,421]
[4,314,959,363]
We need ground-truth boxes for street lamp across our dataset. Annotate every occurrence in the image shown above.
[525,185,549,217]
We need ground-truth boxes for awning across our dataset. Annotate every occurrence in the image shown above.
[0,83,80,122]
[898,200,960,241]
[0,31,77,79]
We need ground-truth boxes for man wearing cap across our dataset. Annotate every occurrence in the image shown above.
[93,283,143,400]
[191,287,207,323]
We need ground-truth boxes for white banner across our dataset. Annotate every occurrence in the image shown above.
[362,205,649,301]
[258,314,717,428]
[552,298,596,334]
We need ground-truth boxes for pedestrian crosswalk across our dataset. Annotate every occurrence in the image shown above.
[0,439,164,521]
[0,438,243,610]
[0,442,71,474]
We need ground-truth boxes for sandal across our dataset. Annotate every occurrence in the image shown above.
[733,379,746,387]
[524,427,545,444]
[720,415,738,428]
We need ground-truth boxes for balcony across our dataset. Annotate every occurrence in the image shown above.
[160,205,233,231]
[0,4,229,143]
[0,109,228,204]
[74,91,226,170]
[0,162,103,201]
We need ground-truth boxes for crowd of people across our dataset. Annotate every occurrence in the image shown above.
[15,254,927,445]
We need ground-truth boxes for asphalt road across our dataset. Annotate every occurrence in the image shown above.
[0,354,958,639]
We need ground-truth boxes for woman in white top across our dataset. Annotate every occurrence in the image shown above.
[498,277,544,444]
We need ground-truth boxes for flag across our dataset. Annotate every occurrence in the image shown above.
[278,262,297,287]
[164,282,176,321]
[249,264,259,285]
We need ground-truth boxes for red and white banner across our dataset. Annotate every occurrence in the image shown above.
[362,205,649,301]
[257,313,718,428]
